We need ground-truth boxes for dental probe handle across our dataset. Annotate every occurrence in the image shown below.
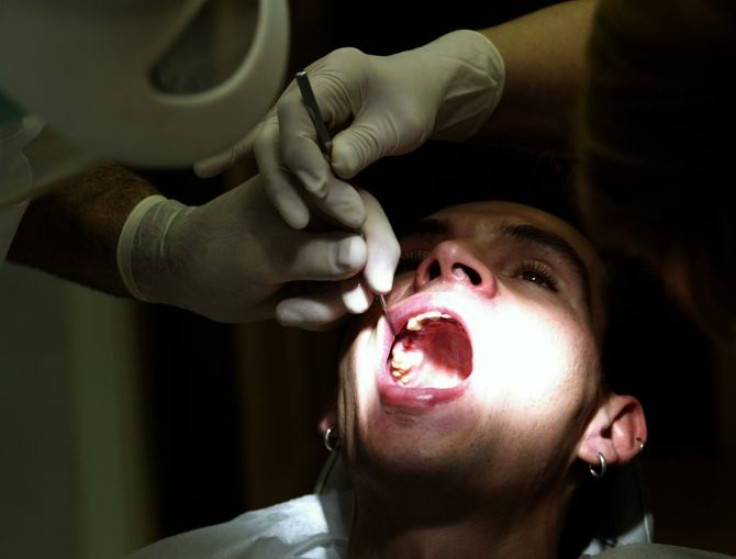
[295,71,394,332]
[295,71,332,156]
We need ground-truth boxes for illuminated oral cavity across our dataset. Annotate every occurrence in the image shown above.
[388,311,473,389]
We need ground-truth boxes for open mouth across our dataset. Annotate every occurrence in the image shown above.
[386,310,473,390]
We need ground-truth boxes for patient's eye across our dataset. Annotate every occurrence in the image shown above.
[514,261,558,292]
[396,248,430,275]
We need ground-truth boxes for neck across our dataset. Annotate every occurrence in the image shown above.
[347,477,572,559]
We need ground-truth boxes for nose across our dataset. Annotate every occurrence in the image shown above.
[415,240,496,295]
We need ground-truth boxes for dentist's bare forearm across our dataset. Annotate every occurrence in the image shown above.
[477,0,596,152]
[8,162,157,296]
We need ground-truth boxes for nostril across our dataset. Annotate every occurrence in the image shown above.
[418,242,491,291]
[452,264,482,286]
[428,261,441,280]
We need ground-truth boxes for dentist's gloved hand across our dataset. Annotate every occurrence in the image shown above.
[194,29,505,231]
[116,175,399,330]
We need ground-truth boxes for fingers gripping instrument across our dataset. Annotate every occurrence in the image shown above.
[295,71,393,332]
[295,71,332,157]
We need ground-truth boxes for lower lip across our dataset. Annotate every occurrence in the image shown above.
[376,377,469,411]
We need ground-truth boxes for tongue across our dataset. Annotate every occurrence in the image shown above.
[392,320,472,388]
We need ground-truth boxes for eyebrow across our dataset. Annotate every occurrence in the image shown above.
[499,222,593,314]
[403,218,593,314]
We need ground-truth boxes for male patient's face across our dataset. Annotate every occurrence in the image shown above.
[338,201,607,493]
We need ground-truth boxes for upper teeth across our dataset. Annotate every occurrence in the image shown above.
[406,311,453,332]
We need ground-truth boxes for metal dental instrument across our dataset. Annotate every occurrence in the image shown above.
[295,71,394,332]
[295,71,332,157]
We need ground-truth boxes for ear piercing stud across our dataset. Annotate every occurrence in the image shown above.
[635,437,645,453]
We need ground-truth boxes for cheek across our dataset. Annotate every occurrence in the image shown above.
[338,325,380,422]
[473,302,597,404]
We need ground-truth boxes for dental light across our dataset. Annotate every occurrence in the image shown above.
[0,0,289,169]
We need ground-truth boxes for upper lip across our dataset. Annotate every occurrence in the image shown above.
[386,292,471,336]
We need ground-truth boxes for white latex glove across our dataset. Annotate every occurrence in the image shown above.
[117,175,399,329]
[194,29,505,230]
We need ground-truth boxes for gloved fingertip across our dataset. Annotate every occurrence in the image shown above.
[343,283,372,314]
[366,258,396,294]
[276,301,340,331]
[288,212,311,230]
[337,236,368,271]
[278,202,310,230]
[370,273,394,295]
[336,205,367,230]
[275,302,307,327]
[193,162,215,178]
[295,170,329,198]
[332,144,362,179]
[193,155,226,178]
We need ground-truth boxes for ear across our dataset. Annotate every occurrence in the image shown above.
[578,394,648,469]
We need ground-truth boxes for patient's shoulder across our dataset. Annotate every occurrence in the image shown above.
[125,490,353,559]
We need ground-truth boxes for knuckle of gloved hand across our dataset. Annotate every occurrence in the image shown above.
[327,46,367,67]
[317,48,371,106]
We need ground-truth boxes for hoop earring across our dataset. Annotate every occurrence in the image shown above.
[589,452,607,479]
[323,426,341,452]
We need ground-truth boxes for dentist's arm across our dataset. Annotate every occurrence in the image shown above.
[195,1,596,228]
[478,0,596,150]
[7,162,149,296]
[116,172,397,327]
[8,163,398,329]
